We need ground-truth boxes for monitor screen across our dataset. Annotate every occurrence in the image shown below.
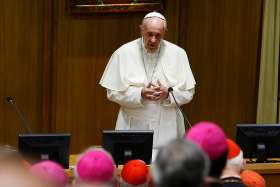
[18,133,71,168]
[236,124,280,162]
[102,130,153,165]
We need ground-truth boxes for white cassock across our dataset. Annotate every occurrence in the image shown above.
[99,38,196,148]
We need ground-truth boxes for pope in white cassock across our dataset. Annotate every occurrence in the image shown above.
[99,12,196,148]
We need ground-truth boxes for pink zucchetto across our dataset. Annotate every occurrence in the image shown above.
[185,121,228,160]
[75,148,115,183]
[30,160,68,186]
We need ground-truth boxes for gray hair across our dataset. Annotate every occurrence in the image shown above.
[152,139,210,187]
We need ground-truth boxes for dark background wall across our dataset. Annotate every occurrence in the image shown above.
[0,0,263,153]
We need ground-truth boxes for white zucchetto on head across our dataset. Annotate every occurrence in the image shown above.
[144,11,166,21]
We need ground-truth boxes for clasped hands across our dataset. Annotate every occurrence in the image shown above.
[141,80,169,101]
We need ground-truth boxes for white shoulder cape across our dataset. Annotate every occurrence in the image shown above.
[100,38,196,91]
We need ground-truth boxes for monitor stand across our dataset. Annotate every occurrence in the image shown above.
[151,148,159,163]
[256,143,266,163]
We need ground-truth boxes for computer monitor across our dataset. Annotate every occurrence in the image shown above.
[102,130,153,165]
[236,124,280,162]
[18,133,71,168]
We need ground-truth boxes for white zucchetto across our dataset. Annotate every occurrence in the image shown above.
[144,11,166,21]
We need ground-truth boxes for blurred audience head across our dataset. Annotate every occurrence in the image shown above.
[0,144,18,158]
[152,139,209,187]
[0,162,55,187]
[0,144,30,168]
[240,170,266,187]
[75,148,115,186]
[31,160,68,187]
[185,121,228,178]
[222,139,245,175]
[73,183,112,187]
[120,159,149,187]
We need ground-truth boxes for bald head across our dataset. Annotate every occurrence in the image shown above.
[140,14,167,53]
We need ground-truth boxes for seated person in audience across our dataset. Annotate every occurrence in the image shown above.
[0,161,55,187]
[74,148,116,187]
[0,144,18,158]
[220,139,246,187]
[0,144,30,168]
[240,170,266,187]
[73,183,113,187]
[30,160,69,187]
[185,121,228,187]
[152,139,209,187]
[120,159,150,187]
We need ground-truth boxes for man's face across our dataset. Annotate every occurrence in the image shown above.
[141,18,165,53]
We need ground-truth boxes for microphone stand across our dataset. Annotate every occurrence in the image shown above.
[168,87,192,129]
[5,96,32,133]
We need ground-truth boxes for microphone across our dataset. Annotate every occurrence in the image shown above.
[168,87,192,129]
[5,96,32,133]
